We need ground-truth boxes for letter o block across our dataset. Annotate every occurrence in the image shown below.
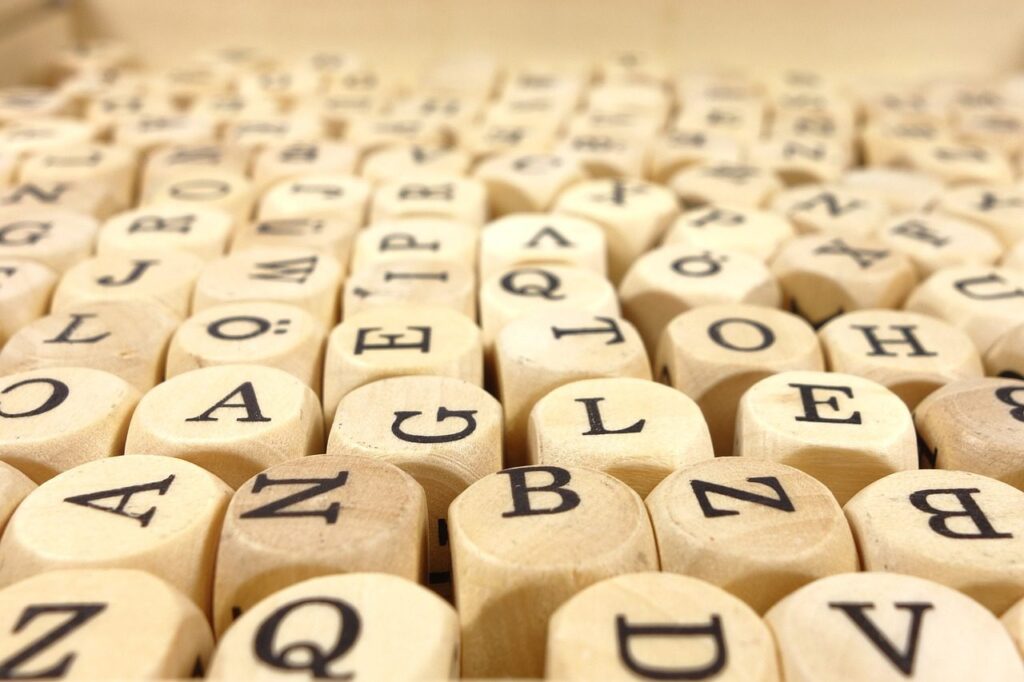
[449,465,658,678]
[208,574,459,680]
[735,371,917,504]
[547,573,779,681]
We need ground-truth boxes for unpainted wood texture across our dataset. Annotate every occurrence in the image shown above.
[478,213,607,279]
[0,257,57,346]
[663,205,795,263]
[351,218,478,273]
[370,177,488,227]
[0,206,98,273]
[98,205,234,261]
[342,258,476,320]
[474,152,586,216]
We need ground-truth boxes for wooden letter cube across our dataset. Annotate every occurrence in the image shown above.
[0,258,57,346]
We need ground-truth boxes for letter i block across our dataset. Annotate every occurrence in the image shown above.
[766,573,1024,681]
[125,364,323,488]
[0,455,230,616]
[342,258,476,321]
[208,574,459,680]
[213,455,427,634]
[547,573,780,681]
[0,569,214,679]
[735,371,916,504]
[449,465,658,678]
[0,258,57,346]
[326,376,500,598]
[322,305,483,424]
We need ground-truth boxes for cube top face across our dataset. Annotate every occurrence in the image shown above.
[665,205,795,262]
[98,204,234,260]
[208,573,458,680]
[0,205,98,272]
[479,212,607,277]
[343,257,476,318]
[771,185,889,238]
[351,218,478,272]
[765,572,1024,682]
[937,183,1024,247]
[877,211,1003,277]
[547,572,779,682]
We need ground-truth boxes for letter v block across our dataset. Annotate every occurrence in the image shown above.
[547,573,779,681]
[766,572,1023,681]
[0,455,231,616]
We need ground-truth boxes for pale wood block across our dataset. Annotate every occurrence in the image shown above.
[903,141,1014,185]
[343,258,475,320]
[188,93,282,132]
[84,91,178,137]
[145,169,255,229]
[422,55,500,96]
[0,117,97,160]
[877,211,1003,277]
[19,144,137,211]
[937,183,1024,247]
[819,309,983,409]
[480,264,619,353]
[765,572,1024,682]
[771,185,890,238]
[155,64,234,104]
[345,115,451,156]
[451,464,657,677]
[647,458,856,615]
[97,205,233,261]
[985,322,1024,379]
[461,120,559,160]
[567,109,664,141]
[53,41,133,79]
[916,378,1024,489]
[325,66,390,97]
[657,304,824,455]
[861,118,954,167]
[479,213,606,279]
[251,140,358,192]
[771,235,918,328]
[125,364,322,488]
[548,572,779,681]
[845,469,1024,613]
[351,218,478,273]
[675,72,763,107]
[598,52,670,87]
[322,305,483,424]
[1005,240,1024,270]
[141,143,251,197]
[208,573,458,680]
[663,205,795,262]
[0,151,16,186]
[557,132,649,179]
[0,569,213,680]
[0,88,71,125]
[620,244,781,354]
[390,94,486,140]
[496,311,650,465]
[0,301,178,392]
[670,161,782,209]
[326,375,501,598]
[485,93,576,129]
[474,152,586,216]
[237,69,321,108]
[193,247,342,326]
[194,45,275,73]
[648,128,743,183]
[735,370,917,504]
[222,114,325,155]
[0,454,230,615]
[954,110,1024,157]
[587,82,669,121]
[369,177,488,228]
[316,92,390,137]
[0,460,33,533]
[1002,597,1024,658]
[113,114,217,154]
[839,167,944,213]
[291,49,364,83]
[555,178,679,282]
[257,174,370,226]
[773,110,855,145]
[52,250,205,317]
[749,137,848,186]
[166,301,325,389]
[674,100,766,145]
[213,454,426,634]
[904,265,1024,352]
[232,216,357,269]
[529,377,713,497]
[0,180,116,220]
[501,68,585,108]
[0,258,57,346]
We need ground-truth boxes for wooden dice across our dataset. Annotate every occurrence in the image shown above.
[449,465,658,677]
[231,216,357,266]
[0,206,98,273]
[97,206,233,260]
[663,205,795,262]
[877,212,1003,277]
[772,185,889,238]
[0,460,34,533]
[479,213,607,278]
[370,177,488,228]
[342,258,476,320]
[258,174,370,226]
[0,258,57,346]
[474,152,586,215]
[351,218,478,273]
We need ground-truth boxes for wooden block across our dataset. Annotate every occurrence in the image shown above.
[839,167,944,213]
[144,169,255,230]
[390,93,486,136]
[113,114,217,154]
[52,250,204,317]
[657,304,824,455]
[648,128,743,183]
[326,375,501,598]
[674,100,765,144]
[97,205,233,260]
[350,218,478,273]
[0,117,96,159]
[0,460,34,532]
[528,377,713,496]
[765,572,1024,682]
[251,140,359,192]
[937,183,1024,247]
[450,464,657,677]
[819,309,983,408]
[773,110,855,145]
[485,93,575,129]
[19,144,137,211]
[903,141,1013,185]
[461,120,559,160]
[0,258,57,346]
[904,265,1024,352]
[232,216,357,268]
[647,458,856,614]
[212,454,426,634]
[207,573,458,680]
[554,179,679,282]
[0,88,71,125]
[620,244,781,354]
[343,258,475,320]
[188,93,281,132]
[85,91,177,137]
[479,213,606,279]
[663,205,795,262]
[474,152,586,215]
[735,370,917,504]
[596,55,669,87]
[0,454,230,615]
[749,137,848,186]
[861,118,954,167]
[237,69,320,107]
[345,115,451,156]
[771,185,890,238]
[916,377,1024,489]
[846,468,1024,613]
[0,180,116,219]
[496,311,650,465]
[322,305,483,424]
[369,177,488,228]
[222,114,324,154]
[361,144,470,183]
[141,143,251,198]
[877,211,1003,277]
[0,301,179,392]
[193,247,343,326]
[557,132,649,179]
[567,108,664,141]
[670,161,782,209]
[1004,240,1024,270]
[0,569,213,679]
[985,322,1024,379]
[257,174,370,226]
[547,572,780,681]
[0,151,16,186]
[771,235,918,328]
[956,110,1024,156]
[125,364,323,488]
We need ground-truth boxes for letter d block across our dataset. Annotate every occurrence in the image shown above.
[449,465,658,678]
